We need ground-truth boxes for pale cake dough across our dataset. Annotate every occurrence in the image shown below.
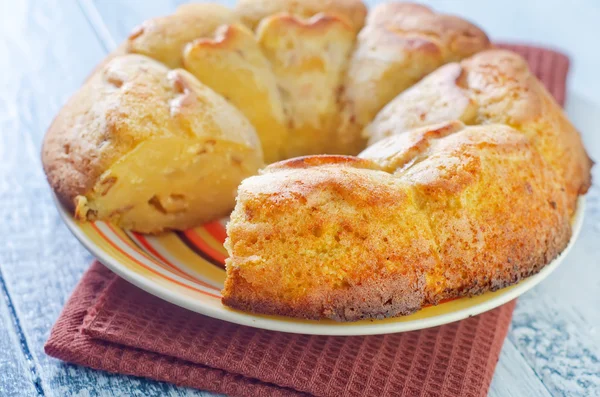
[42,55,262,233]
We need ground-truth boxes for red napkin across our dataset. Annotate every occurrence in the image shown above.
[45,44,570,397]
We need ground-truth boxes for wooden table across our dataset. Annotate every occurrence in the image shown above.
[1,1,598,396]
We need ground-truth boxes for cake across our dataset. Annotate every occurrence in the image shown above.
[41,0,592,321]
[42,55,263,233]
[364,49,592,213]
[223,121,572,320]
[42,1,492,232]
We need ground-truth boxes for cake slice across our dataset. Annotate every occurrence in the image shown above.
[335,2,491,154]
[222,121,570,321]
[257,13,356,157]
[42,55,263,233]
[184,24,288,163]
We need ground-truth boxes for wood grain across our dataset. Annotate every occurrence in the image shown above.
[0,283,39,396]
[489,341,552,397]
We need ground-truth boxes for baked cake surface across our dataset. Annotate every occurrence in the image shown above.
[365,49,593,212]
[223,121,572,320]
[43,0,493,232]
[41,0,592,320]
[42,55,262,233]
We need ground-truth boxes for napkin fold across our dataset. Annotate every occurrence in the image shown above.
[45,44,570,397]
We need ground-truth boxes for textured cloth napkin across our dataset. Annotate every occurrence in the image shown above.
[45,44,570,397]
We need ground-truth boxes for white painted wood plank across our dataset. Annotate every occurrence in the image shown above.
[0,284,39,396]
[489,341,552,397]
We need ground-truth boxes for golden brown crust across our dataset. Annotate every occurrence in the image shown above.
[223,121,572,320]
[223,269,426,321]
[43,55,166,211]
[265,154,382,172]
[235,0,367,32]
[334,2,491,154]
[364,122,572,304]
[365,49,593,212]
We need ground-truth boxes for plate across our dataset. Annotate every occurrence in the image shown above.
[56,193,585,336]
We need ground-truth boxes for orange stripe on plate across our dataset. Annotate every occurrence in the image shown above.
[131,231,219,291]
[107,224,208,287]
[183,229,228,265]
[91,223,221,299]
[203,221,227,245]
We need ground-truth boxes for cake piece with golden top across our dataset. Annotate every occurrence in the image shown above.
[257,13,356,157]
[42,55,263,233]
[223,121,571,320]
[184,23,288,163]
[127,3,240,68]
[335,2,491,154]
[365,49,593,213]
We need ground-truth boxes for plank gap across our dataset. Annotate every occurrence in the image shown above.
[0,266,46,396]
[500,338,553,396]
[77,0,117,52]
